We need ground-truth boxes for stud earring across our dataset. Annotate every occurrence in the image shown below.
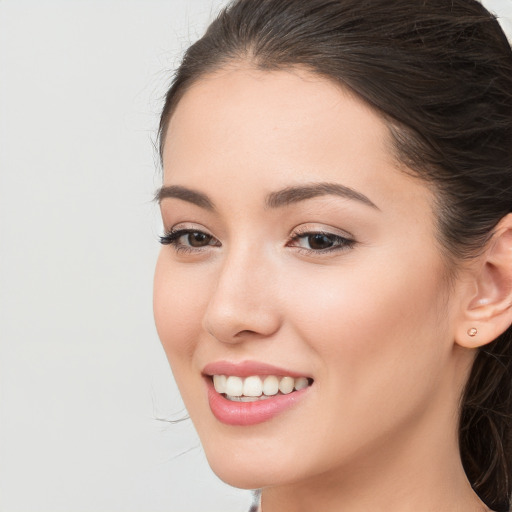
[467,327,478,337]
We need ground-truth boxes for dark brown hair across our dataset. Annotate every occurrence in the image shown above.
[158,1,512,509]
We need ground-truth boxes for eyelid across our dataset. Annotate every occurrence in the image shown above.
[290,223,355,240]
[167,221,210,231]
[162,222,216,239]
[287,223,357,254]
[159,223,221,251]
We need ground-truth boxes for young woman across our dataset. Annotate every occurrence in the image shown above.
[153,1,512,510]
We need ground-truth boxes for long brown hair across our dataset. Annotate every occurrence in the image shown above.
[158,1,512,509]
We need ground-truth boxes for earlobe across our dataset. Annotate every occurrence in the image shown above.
[455,213,512,349]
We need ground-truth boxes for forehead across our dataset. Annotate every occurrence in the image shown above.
[162,66,433,221]
[165,66,390,153]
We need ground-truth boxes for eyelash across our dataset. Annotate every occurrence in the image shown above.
[287,230,356,254]
[159,228,356,255]
[159,228,220,254]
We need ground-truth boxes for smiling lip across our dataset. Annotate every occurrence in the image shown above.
[202,360,310,379]
[203,361,312,426]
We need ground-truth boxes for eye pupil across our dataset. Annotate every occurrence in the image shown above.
[188,232,210,247]
[308,234,334,250]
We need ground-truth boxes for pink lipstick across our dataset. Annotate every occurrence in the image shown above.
[203,361,312,426]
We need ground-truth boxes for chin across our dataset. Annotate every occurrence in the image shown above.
[210,465,268,490]
[199,431,315,490]
[199,437,271,488]
[207,456,289,490]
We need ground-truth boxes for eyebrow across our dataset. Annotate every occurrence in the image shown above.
[155,182,378,211]
[155,185,215,210]
[265,182,379,210]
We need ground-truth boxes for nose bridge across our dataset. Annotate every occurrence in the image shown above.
[202,241,280,343]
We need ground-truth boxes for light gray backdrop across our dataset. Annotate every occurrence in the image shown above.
[0,1,511,511]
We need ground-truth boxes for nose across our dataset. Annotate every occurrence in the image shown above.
[202,246,282,344]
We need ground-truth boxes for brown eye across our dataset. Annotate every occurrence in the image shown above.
[288,230,356,253]
[159,228,219,250]
[307,233,335,250]
[187,231,212,247]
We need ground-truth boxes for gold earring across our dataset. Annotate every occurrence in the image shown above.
[467,327,478,337]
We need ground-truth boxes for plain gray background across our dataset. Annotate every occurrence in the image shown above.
[0,1,511,511]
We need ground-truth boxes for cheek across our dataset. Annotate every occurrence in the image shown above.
[153,250,209,365]
[268,254,452,470]
[283,252,450,401]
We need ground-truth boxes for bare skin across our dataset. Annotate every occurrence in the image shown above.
[154,65,510,512]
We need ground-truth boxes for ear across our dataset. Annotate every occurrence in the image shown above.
[455,213,512,349]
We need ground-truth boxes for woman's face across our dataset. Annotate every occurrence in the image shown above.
[154,67,467,489]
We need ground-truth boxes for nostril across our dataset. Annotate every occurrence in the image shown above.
[234,329,259,338]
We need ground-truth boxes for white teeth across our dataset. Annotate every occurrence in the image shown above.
[228,396,270,402]
[279,376,295,395]
[294,377,309,391]
[243,376,263,397]
[262,375,279,396]
[213,374,311,398]
[213,374,227,393]
[225,376,243,397]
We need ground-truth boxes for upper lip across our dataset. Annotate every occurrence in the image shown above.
[202,360,311,379]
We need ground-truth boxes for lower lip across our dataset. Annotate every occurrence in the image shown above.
[206,378,310,426]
